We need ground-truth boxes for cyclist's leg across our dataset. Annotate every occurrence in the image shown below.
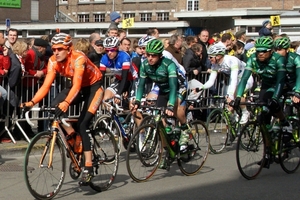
[78,82,104,185]
[239,75,254,124]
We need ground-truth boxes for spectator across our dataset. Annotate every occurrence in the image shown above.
[163,38,169,49]
[119,37,131,54]
[208,32,221,45]
[107,26,118,37]
[165,33,183,64]
[108,11,121,30]
[130,38,142,58]
[88,32,101,49]
[75,38,90,55]
[235,30,246,47]
[88,39,104,67]
[6,28,18,48]
[146,28,159,38]
[182,43,202,79]
[197,29,209,71]
[259,19,273,37]
[118,29,127,41]
[217,33,233,51]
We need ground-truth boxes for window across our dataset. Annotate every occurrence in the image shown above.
[187,0,199,11]
[79,0,90,2]
[94,14,105,22]
[31,0,39,21]
[140,13,152,21]
[124,13,135,19]
[61,0,68,2]
[157,12,169,21]
[78,14,90,22]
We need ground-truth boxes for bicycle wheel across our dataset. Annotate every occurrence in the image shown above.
[126,124,162,182]
[140,115,154,127]
[236,121,265,180]
[24,131,66,200]
[178,120,210,176]
[206,108,228,154]
[93,114,122,155]
[90,130,119,192]
[279,119,300,173]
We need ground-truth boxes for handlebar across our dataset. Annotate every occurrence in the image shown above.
[24,107,71,127]
[102,99,124,112]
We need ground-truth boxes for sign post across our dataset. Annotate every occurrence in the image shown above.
[5,18,10,36]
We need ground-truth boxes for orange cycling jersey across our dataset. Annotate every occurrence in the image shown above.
[32,50,102,105]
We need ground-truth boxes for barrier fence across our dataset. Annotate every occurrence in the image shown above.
[0,72,230,143]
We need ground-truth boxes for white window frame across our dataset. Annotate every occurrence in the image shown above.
[93,14,105,22]
[124,13,135,19]
[187,0,199,11]
[157,12,169,21]
[78,14,90,22]
[140,13,152,21]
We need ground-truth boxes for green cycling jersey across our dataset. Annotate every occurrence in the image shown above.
[237,52,286,100]
[136,57,178,106]
[285,52,300,93]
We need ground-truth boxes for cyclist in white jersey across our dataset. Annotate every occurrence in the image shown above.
[199,44,253,124]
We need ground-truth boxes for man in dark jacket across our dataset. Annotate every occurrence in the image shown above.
[165,33,183,64]
[88,39,104,67]
[197,29,209,71]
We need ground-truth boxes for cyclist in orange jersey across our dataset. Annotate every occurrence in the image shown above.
[22,33,104,186]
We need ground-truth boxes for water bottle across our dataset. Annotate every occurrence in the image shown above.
[74,134,83,154]
[165,126,172,135]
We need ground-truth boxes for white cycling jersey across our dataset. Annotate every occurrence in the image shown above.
[203,55,253,99]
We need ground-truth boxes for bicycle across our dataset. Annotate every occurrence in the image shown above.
[96,99,147,155]
[206,96,243,154]
[126,105,209,182]
[23,107,119,200]
[235,99,300,180]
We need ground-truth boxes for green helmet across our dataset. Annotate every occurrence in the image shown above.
[255,36,274,51]
[146,39,164,54]
[274,37,290,49]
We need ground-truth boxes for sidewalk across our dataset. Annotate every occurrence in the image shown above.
[0,139,30,157]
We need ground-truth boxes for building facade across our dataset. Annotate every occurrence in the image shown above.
[0,0,300,39]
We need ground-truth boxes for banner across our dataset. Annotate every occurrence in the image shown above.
[122,17,134,29]
[0,0,21,8]
[270,15,281,26]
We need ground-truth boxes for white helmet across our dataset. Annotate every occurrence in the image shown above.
[207,44,226,56]
[138,35,156,47]
[103,36,120,48]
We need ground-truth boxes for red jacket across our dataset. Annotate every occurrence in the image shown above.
[0,46,11,82]
[23,48,47,87]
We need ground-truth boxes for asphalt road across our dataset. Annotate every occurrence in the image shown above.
[0,143,299,200]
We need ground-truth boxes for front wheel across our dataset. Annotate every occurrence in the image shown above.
[126,123,162,182]
[24,131,66,200]
[236,121,265,180]
[206,109,228,154]
[178,120,209,175]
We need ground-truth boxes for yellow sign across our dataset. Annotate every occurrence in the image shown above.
[122,17,134,28]
[270,15,281,26]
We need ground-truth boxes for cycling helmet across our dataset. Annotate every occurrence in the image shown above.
[207,44,226,56]
[274,37,290,49]
[255,36,273,51]
[51,33,72,48]
[103,36,120,48]
[146,39,164,54]
[138,35,156,47]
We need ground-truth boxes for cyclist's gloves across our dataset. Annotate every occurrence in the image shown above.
[21,101,35,112]
[268,98,280,112]
[233,97,241,109]
[133,100,141,109]
[166,105,174,113]
[55,101,69,117]
[294,92,300,99]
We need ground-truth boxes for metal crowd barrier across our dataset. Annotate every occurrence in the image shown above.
[0,72,228,143]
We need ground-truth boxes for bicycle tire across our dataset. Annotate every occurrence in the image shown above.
[89,130,119,192]
[93,114,122,155]
[236,121,265,180]
[206,108,228,154]
[126,123,162,182]
[178,120,210,176]
[140,115,155,127]
[24,131,66,200]
[279,119,300,174]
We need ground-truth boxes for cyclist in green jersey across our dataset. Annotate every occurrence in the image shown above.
[273,37,300,104]
[234,36,288,168]
[132,39,190,153]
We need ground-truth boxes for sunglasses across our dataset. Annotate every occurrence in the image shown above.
[139,47,146,50]
[105,48,118,53]
[52,47,66,52]
[209,56,216,59]
[146,53,159,58]
[256,49,271,53]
